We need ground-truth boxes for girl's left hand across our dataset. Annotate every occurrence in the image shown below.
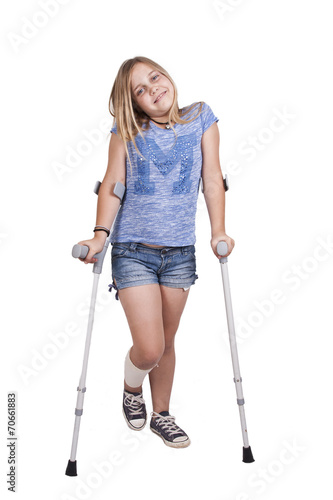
[211,233,235,258]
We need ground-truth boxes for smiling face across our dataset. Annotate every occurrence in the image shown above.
[131,62,175,122]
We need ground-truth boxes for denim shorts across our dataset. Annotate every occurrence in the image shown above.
[110,242,198,293]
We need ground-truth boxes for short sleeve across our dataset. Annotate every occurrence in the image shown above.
[110,121,117,135]
[201,102,219,134]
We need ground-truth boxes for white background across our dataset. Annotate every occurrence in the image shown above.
[1,0,332,499]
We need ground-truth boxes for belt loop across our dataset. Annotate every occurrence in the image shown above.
[129,242,137,251]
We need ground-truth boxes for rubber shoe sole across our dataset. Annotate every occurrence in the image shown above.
[150,425,191,448]
[122,390,147,431]
[122,406,147,431]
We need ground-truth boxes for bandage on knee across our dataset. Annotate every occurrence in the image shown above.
[124,349,155,388]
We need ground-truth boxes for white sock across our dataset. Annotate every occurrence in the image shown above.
[124,349,155,389]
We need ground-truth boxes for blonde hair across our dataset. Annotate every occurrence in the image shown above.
[108,56,203,164]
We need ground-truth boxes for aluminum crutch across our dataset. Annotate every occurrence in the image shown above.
[217,240,255,463]
[65,181,126,477]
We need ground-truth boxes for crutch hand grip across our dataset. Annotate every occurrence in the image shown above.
[217,241,228,257]
[72,244,89,260]
[72,242,107,275]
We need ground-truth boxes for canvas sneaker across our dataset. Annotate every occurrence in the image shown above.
[150,411,191,448]
[123,390,147,431]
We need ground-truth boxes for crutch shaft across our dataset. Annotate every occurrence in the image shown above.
[66,272,99,475]
[220,263,242,383]
[217,241,254,463]
[70,415,82,461]
[66,182,126,476]
[239,406,250,448]
[79,273,100,389]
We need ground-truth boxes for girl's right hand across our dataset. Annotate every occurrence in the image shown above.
[77,234,106,264]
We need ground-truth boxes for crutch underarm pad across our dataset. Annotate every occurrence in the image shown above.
[113,181,126,202]
[223,174,229,192]
[94,181,125,201]
[243,446,255,463]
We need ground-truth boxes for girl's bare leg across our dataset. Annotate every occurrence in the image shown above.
[149,286,190,414]
[117,284,165,392]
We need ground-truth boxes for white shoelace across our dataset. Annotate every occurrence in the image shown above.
[124,393,145,417]
[150,411,184,437]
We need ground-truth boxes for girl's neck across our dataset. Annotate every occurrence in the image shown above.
[149,116,173,129]
[144,111,171,127]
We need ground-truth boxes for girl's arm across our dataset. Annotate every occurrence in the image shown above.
[78,132,126,264]
[201,122,235,258]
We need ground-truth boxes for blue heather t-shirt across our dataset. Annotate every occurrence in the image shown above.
[110,102,218,246]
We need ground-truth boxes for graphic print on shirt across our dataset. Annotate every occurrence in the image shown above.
[134,133,197,195]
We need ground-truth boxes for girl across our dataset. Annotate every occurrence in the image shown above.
[78,56,235,448]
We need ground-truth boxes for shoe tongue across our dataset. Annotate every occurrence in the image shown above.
[159,411,170,417]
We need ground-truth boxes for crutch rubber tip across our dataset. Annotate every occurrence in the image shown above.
[65,459,77,476]
[242,446,255,463]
